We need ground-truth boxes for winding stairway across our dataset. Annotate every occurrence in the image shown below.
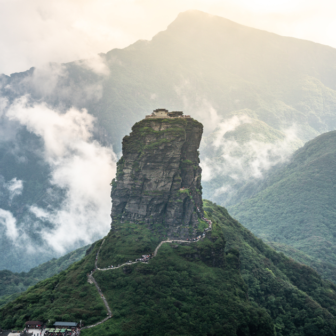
[82,220,212,330]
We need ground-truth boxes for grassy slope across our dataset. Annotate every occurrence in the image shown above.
[228,130,336,282]
[1,201,336,335]
[205,201,336,336]
[98,222,161,268]
[0,245,89,308]
[0,241,106,329]
[87,222,274,336]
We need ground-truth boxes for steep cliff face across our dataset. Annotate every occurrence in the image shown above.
[111,117,204,239]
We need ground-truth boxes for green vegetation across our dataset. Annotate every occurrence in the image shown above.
[123,119,187,155]
[99,222,161,267]
[85,237,273,336]
[0,245,89,308]
[143,138,171,150]
[203,200,336,336]
[267,241,336,284]
[2,202,336,335]
[116,157,125,178]
[229,130,336,283]
[177,188,190,196]
[197,218,208,232]
[0,241,105,328]
[161,118,187,125]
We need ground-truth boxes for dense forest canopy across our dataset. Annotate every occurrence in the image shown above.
[229,130,336,283]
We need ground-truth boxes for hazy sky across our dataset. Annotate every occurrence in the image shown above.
[0,0,335,75]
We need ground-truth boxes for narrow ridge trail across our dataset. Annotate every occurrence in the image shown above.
[82,221,212,330]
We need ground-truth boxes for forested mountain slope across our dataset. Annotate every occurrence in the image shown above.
[229,130,336,282]
[0,244,89,308]
[2,10,336,272]
[1,201,336,336]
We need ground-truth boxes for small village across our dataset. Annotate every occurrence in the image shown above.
[0,321,80,336]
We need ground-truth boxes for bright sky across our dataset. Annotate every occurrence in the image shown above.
[0,0,335,74]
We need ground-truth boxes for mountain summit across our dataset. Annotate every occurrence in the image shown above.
[111,109,204,239]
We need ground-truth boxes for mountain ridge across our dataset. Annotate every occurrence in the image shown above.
[228,130,336,282]
[2,9,336,271]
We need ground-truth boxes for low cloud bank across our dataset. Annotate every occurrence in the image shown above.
[202,116,300,181]
[5,178,23,202]
[0,209,18,240]
[1,97,117,255]
[174,83,303,204]
[196,108,301,204]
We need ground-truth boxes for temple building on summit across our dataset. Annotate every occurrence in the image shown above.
[111,109,203,239]
[146,108,190,119]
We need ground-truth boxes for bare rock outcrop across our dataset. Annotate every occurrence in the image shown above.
[111,115,204,239]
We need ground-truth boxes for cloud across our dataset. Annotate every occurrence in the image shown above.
[211,115,252,149]
[174,79,304,204]
[202,123,300,182]
[175,81,222,134]
[76,54,110,76]
[0,209,19,240]
[199,112,302,203]
[5,97,117,253]
[5,178,23,201]
[8,61,105,105]
[27,63,68,97]
[0,98,23,144]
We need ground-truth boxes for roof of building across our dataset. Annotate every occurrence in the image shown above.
[25,321,43,325]
[54,322,77,327]
[153,108,168,112]
[0,331,14,336]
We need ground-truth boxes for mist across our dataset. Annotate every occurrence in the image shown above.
[198,110,303,205]
[0,97,117,256]
[0,209,18,240]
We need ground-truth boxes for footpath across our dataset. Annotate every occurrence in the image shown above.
[82,217,212,330]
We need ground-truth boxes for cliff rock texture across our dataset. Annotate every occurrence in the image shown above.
[111,116,204,239]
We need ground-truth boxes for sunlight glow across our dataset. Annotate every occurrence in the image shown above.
[236,0,300,13]
[0,0,335,74]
